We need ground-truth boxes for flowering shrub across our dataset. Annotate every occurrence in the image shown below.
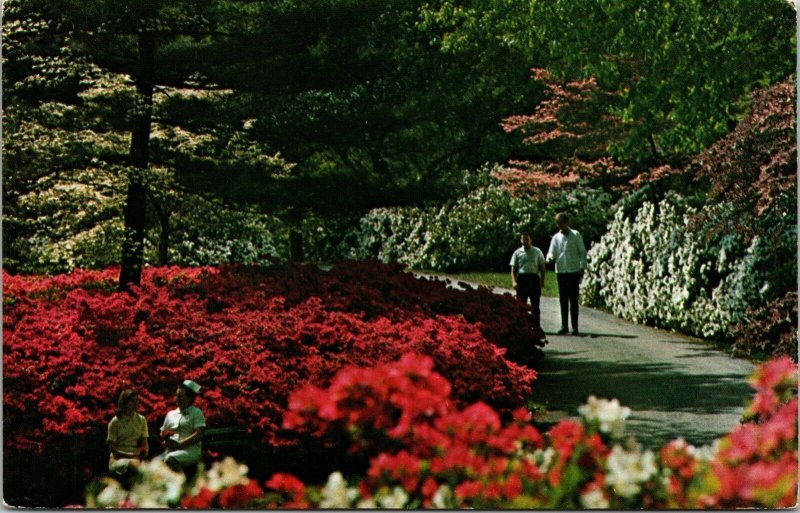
[3,261,541,505]
[581,77,797,355]
[732,292,798,361]
[87,355,798,509]
[306,167,614,272]
[695,78,795,221]
[582,193,796,344]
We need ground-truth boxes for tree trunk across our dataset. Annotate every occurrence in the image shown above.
[647,133,660,160]
[119,32,156,291]
[151,197,171,266]
[289,228,304,263]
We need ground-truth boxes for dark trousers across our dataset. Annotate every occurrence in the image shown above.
[516,274,542,318]
[557,272,581,330]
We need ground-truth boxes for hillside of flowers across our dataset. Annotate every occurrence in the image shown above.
[3,261,544,506]
[87,354,798,509]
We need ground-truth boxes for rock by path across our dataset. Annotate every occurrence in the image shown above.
[420,275,756,449]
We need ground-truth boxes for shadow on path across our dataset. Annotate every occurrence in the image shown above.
[545,332,639,339]
[533,355,750,415]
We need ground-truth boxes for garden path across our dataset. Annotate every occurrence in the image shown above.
[420,275,756,450]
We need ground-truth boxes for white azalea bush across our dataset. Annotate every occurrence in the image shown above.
[7,169,287,273]
[306,165,615,271]
[582,192,796,339]
[166,198,287,267]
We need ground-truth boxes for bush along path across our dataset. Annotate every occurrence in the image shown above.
[423,275,756,449]
[87,353,797,508]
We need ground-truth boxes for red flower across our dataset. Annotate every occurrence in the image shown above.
[721,423,760,463]
[182,487,217,509]
[264,473,307,508]
[420,477,439,506]
[367,451,422,491]
[502,473,523,499]
[548,419,584,456]
[454,480,482,500]
[749,357,797,391]
[5,262,539,501]
[218,479,264,509]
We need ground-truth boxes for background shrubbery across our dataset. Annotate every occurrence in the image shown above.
[304,165,615,272]
[582,79,797,358]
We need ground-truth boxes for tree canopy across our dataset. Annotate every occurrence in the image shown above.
[3,0,796,277]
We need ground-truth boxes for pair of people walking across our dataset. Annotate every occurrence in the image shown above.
[510,212,587,335]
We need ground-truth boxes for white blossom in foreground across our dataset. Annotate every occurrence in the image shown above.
[578,395,631,439]
[431,484,454,509]
[531,446,556,473]
[89,478,126,508]
[127,459,186,508]
[605,445,657,498]
[580,487,610,509]
[190,457,249,495]
[687,439,720,462]
[376,486,410,508]
[320,471,360,508]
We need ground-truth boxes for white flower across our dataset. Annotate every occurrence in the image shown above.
[94,479,127,508]
[320,472,352,508]
[531,447,556,472]
[687,439,720,462]
[578,396,631,438]
[192,456,249,495]
[580,487,610,509]
[128,459,186,508]
[356,497,376,508]
[605,445,657,498]
[431,484,454,509]
[376,486,409,508]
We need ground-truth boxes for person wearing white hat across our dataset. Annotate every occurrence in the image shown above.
[160,380,206,472]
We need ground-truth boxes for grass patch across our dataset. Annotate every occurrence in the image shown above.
[419,271,559,298]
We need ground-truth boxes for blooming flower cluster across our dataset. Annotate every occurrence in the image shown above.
[582,193,796,347]
[3,261,541,505]
[306,166,614,272]
[88,354,798,509]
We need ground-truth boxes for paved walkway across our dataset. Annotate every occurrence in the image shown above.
[534,295,754,449]
[422,275,756,449]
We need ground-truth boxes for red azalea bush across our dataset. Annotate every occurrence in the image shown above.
[3,261,541,506]
[158,354,796,509]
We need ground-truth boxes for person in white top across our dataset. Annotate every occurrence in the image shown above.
[546,212,587,335]
[160,379,206,472]
[510,231,546,320]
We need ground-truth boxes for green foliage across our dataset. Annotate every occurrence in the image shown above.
[305,165,615,272]
[530,0,795,165]
[203,0,541,214]
[2,0,290,273]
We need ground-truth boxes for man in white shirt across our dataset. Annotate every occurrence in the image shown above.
[546,213,587,335]
[510,231,546,320]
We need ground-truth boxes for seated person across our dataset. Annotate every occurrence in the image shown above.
[160,379,205,472]
[107,389,149,475]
